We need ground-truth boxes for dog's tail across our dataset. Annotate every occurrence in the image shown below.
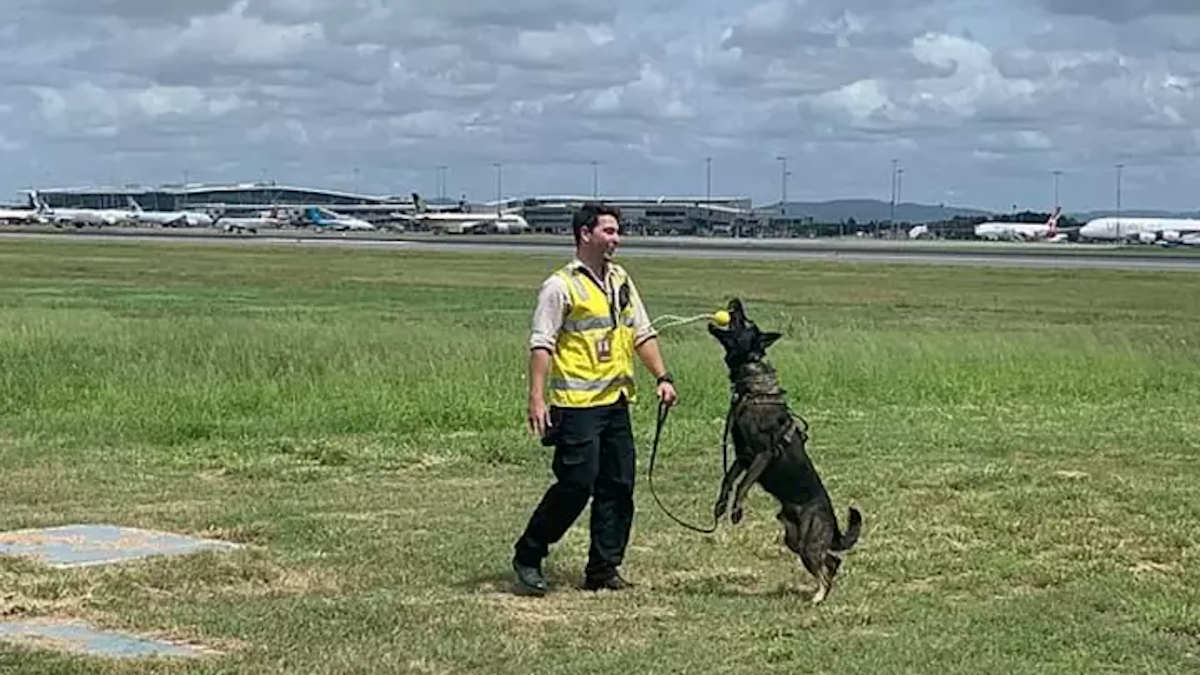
[831,507,863,555]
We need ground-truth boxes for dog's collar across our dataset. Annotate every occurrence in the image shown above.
[727,387,810,441]
[732,389,789,407]
[728,360,789,404]
[730,372,786,399]
[725,362,811,440]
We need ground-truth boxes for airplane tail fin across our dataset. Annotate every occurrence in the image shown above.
[126,196,143,212]
[303,207,324,226]
[1047,205,1062,234]
[411,192,427,213]
[28,190,48,213]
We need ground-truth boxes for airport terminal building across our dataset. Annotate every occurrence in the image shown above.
[30,182,398,213]
[28,182,805,236]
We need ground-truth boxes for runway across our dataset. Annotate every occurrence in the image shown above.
[3,229,1200,271]
[385,239,1200,271]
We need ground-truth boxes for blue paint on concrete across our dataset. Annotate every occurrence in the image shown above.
[0,620,210,658]
[0,523,240,568]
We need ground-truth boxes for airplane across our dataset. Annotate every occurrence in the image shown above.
[125,197,215,228]
[302,206,376,231]
[396,192,530,234]
[0,202,44,224]
[974,206,1066,242]
[26,190,136,227]
[1078,216,1200,246]
[212,207,288,234]
[907,224,931,239]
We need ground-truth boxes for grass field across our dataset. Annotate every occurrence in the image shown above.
[1,237,1198,674]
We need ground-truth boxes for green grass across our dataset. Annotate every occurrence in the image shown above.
[1,237,1198,674]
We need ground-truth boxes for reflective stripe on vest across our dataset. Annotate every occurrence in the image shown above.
[549,375,635,392]
[562,315,635,333]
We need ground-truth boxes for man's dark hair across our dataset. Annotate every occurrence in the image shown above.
[572,201,621,246]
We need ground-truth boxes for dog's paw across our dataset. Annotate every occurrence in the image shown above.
[713,500,727,520]
[730,505,744,524]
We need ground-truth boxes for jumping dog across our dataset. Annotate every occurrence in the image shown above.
[709,298,863,603]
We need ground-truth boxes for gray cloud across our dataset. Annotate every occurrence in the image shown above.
[1040,0,1200,23]
[3,0,1200,212]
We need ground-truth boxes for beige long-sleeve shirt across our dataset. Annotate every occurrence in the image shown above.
[529,258,657,352]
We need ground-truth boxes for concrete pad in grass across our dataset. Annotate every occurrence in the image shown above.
[0,523,240,568]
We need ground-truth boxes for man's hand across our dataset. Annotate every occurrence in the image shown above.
[527,347,552,439]
[528,397,550,438]
[656,380,678,407]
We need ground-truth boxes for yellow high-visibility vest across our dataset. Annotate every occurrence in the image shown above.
[548,262,638,408]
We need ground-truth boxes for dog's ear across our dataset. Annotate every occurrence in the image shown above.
[759,331,782,350]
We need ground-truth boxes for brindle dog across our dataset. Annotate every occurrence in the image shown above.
[709,298,863,603]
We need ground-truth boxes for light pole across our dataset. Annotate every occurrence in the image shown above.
[705,156,712,203]
[436,165,447,202]
[889,159,898,231]
[705,156,713,234]
[1052,169,1062,209]
[493,162,502,215]
[590,160,599,198]
[1115,163,1124,238]
[776,155,788,213]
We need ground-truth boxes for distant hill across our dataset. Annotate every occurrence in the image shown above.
[759,199,1200,224]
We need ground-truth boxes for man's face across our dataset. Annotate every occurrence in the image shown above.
[583,214,621,261]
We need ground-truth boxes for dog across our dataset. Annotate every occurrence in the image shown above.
[708,298,862,604]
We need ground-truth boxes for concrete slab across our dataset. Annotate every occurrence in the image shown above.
[0,524,240,568]
[0,619,212,659]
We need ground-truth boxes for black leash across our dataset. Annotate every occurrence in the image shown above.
[646,396,734,534]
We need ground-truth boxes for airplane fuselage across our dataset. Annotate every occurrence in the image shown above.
[974,222,1062,241]
[0,208,43,223]
[1079,217,1200,245]
[131,210,214,228]
[45,207,134,226]
[303,207,375,231]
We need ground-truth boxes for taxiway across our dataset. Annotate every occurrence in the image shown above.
[2,229,1198,272]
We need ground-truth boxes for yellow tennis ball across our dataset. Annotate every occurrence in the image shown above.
[711,310,731,326]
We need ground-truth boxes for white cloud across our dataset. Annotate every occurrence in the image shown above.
[4,0,1200,211]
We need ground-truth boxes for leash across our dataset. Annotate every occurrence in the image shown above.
[645,388,810,534]
[646,396,734,534]
[648,313,714,331]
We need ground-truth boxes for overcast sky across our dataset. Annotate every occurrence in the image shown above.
[3,0,1200,212]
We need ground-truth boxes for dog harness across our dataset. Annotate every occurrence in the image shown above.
[547,261,639,408]
[729,369,810,455]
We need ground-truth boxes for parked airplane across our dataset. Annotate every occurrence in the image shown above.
[908,224,931,239]
[397,192,530,234]
[974,206,1066,242]
[212,207,288,234]
[0,202,44,224]
[1078,216,1200,246]
[125,198,214,228]
[302,206,376,231]
[27,191,135,227]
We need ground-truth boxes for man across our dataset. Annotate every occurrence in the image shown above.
[513,201,677,595]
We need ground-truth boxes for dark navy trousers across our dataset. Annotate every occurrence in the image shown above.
[514,396,636,581]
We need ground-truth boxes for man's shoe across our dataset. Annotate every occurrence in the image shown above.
[512,559,547,596]
[582,572,635,591]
